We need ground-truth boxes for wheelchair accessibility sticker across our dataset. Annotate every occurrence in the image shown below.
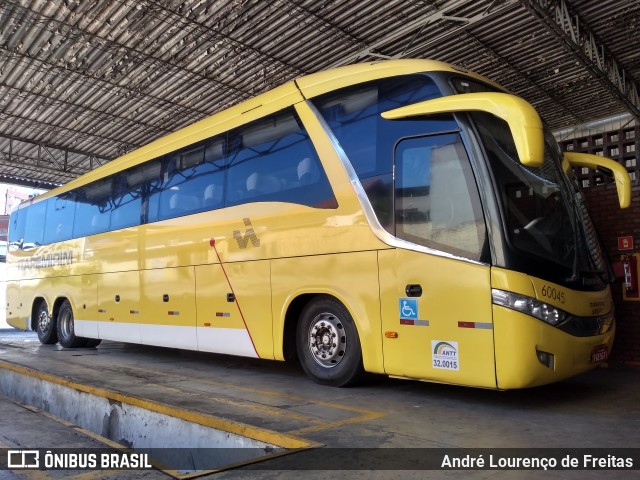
[399,298,418,320]
[399,298,429,326]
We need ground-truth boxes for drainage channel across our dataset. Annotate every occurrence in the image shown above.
[0,360,316,477]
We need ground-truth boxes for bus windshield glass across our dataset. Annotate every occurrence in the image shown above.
[473,112,609,286]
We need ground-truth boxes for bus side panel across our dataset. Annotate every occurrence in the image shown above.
[195,264,259,358]
[379,250,496,388]
[6,280,27,330]
[223,261,273,359]
[97,271,141,343]
[140,267,198,350]
[16,278,44,331]
[271,251,383,374]
[88,229,139,275]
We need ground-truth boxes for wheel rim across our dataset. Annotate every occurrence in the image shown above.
[38,309,51,334]
[307,312,346,368]
[59,308,73,339]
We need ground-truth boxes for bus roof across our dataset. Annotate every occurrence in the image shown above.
[23,59,503,206]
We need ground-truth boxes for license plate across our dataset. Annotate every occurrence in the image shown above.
[590,345,609,363]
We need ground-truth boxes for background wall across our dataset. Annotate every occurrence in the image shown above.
[585,185,640,366]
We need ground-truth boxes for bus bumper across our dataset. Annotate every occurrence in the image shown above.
[493,305,615,389]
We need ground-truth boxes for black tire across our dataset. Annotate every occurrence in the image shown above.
[36,301,58,345]
[56,300,87,348]
[296,296,365,387]
[83,338,102,348]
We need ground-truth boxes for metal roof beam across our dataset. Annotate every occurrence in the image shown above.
[8,2,251,101]
[0,133,110,177]
[0,156,70,186]
[0,173,60,190]
[328,0,519,67]
[462,31,586,125]
[522,0,640,121]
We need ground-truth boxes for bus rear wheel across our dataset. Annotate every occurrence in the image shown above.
[36,301,58,345]
[296,296,364,387]
[56,300,87,348]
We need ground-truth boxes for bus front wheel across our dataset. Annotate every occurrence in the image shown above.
[56,300,87,348]
[296,296,364,387]
[36,301,58,345]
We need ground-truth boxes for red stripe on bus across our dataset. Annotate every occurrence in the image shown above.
[458,321,476,328]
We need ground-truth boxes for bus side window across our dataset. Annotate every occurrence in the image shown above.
[199,140,225,209]
[43,194,76,244]
[156,140,225,220]
[23,200,48,249]
[8,208,26,251]
[73,178,113,238]
[226,109,336,208]
[112,161,161,229]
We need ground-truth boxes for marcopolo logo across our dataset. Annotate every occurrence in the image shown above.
[431,340,459,371]
[233,218,260,249]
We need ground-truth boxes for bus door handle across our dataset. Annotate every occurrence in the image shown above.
[115,295,120,302]
[405,284,422,297]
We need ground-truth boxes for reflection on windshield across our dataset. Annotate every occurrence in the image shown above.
[477,113,576,268]
[475,113,608,284]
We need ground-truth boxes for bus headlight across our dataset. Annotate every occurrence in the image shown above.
[491,289,568,326]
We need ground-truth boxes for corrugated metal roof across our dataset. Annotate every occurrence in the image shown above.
[0,0,639,187]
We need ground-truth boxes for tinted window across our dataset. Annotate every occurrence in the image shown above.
[15,109,336,246]
[8,208,25,251]
[157,141,225,220]
[313,75,448,179]
[312,75,456,228]
[226,109,336,208]
[395,134,487,261]
[112,161,160,229]
[23,200,47,249]
[477,114,582,270]
[43,193,75,244]
[73,178,113,237]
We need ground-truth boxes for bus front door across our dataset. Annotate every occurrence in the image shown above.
[378,251,496,387]
[377,132,496,387]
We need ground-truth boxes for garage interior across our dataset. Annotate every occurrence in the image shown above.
[1,0,638,364]
[0,1,640,476]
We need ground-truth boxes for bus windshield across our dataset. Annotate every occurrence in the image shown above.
[474,112,609,287]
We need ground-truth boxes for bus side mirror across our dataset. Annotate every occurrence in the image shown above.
[381,92,545,167]
[564,151,632,209]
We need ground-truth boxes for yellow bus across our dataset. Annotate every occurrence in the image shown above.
[5,59,631,389]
